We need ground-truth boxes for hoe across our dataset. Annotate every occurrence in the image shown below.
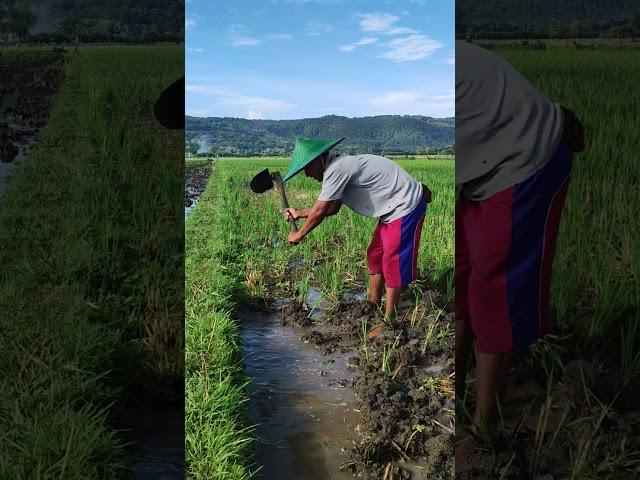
[250,169,299,233]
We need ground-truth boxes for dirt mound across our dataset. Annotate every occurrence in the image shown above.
[279,300,314,327]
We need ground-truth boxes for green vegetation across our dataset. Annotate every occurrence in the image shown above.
[495,49,640,353]
[185,115,454,157]
[0,46,182,477]
[185,155,454,478]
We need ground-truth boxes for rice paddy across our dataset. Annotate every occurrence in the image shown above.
[185,156,454,478]
[0,46,183,478]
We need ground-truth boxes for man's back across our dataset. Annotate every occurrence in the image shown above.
[455,40,564,200]
[319,153,423,222]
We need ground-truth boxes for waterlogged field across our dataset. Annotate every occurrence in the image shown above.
[0,46,183,478]
[456,48,640,480]
[185,156,455,479]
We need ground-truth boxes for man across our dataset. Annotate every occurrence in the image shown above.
[282,137,431,322]
[455,40,584,450]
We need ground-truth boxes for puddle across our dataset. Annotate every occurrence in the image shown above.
[239,310,358,479]
[0,52,65,201]
[342,290,366,302]
[184,163,210,218]
[118,396,184,479]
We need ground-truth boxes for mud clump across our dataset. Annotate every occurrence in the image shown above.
[185,164,211,207]
[279,300,313,327]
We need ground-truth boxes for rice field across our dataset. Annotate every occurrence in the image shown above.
[0,46,183,477]
[496,49,640,351]
[185,156,454,478]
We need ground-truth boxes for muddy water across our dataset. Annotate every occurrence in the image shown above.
[184,164,210,217]
[239,309,358,479]
[118,396,184,479]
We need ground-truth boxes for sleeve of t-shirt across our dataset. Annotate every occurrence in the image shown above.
[318,163,351,201]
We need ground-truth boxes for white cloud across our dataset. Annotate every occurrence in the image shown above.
[386,26,418,35]
[339,36,377,52]
[266,33,294,40]
[435,55,455,65]
[188,47,204,52]
[357,12,419,37]
[248,110,263,119]
[230,36,262,46]
[186,84,297,116]
[359,12,398,32]
[305,22,333,36]
[379,35,442,62]
[186,17,197,29]
[370,90,454,116]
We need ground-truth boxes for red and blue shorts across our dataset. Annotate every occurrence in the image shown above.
[367,197,427,288]
[456,142,572,353]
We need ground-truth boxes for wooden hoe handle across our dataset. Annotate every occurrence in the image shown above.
[271,172,299,233]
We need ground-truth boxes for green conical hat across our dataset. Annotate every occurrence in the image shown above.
[283,137,346,182]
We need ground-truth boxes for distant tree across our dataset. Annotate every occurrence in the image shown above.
[186,140,200,156]
[207,145,219,156]
[7,4,36,39]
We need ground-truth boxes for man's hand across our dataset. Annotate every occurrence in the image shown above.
[288,230,302,245]
[284,208,300,221]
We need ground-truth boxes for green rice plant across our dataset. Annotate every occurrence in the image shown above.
[381,334,402,375]
[405,424,428,451]
[360,317,369,362]
[297,274,311,304]
[619,318,640,385]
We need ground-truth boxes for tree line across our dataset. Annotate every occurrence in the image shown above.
[1,0,183,44]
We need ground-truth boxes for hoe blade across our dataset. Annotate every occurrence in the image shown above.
[250,168,274,193]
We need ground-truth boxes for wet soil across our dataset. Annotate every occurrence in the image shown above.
[0,50,67,197]
[456,339,640,479]
[184,163,210,216]
[276,289,456,479]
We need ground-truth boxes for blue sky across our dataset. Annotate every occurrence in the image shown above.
[186,0,454,119]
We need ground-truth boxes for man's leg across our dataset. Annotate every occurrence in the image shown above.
[384,286,401,319]
[455,319,474,399]
[473,351,511,434]
[455,198,473,399]
[368,273,384,305]
[367,224,384,307]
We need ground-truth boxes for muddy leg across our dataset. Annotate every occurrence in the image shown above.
[455,318,473,399]
[384,286,401,320]
[472,350,511,435]
[368,273,384,306]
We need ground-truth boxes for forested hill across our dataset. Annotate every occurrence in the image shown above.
[457,0,640,39]
[185,115,455,157]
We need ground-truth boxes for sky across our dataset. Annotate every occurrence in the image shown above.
[186,0,454,119]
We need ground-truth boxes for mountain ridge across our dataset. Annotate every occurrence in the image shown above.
[185,114,455,156]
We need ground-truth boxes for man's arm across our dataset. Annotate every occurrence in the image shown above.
[288,199,341,243]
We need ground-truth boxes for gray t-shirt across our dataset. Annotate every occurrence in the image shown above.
[318,153,423,223]
[456,40,564,200]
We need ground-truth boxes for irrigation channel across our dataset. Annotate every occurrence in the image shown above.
[240,308,359,479]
